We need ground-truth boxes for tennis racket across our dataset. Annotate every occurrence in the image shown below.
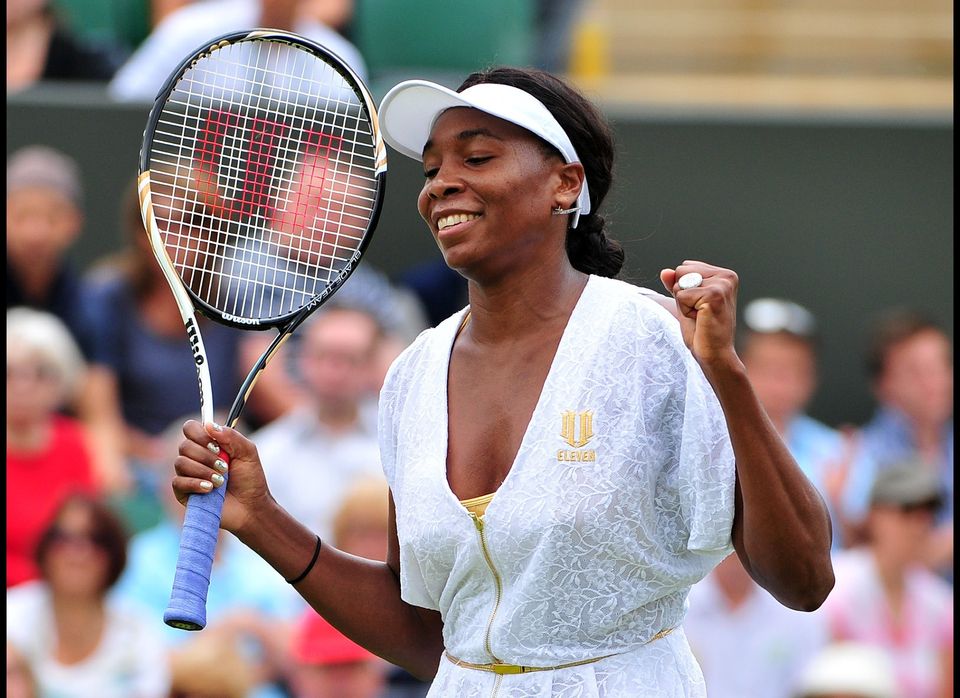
[138,29,386,631]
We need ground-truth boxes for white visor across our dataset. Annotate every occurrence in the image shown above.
[379,80,591,228]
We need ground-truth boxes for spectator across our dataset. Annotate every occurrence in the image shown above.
[148,0,356,37]
[533,0,585,73]
[5,493,170,697]
[108,0,367,102]
[331,475,391,561]
[7,0,125,92]
[6,307,99,588]
[112,417,306,698]
[167,631,255,698]
[822,461,953,698]
[6,144,129,492]
[299,0,356,36]
[7,145,91,355]
[793,642,898,698]
[289,612,388,698]
[739,298,851,548]
[288,475,429,697]
[81,178,245,527]
[684,553,829,698]
[252,305,385,540]
[236,256,428,429]
[841,308,952,572]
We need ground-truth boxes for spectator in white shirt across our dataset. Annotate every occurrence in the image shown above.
[251,304,385,540]
[108,0,367,103]
[684,553,829,698]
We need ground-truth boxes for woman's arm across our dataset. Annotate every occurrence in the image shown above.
[661,262,834,611]
[173,420,445,679]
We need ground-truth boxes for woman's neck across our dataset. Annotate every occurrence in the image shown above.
[51,595,107,665]
[465,262,588,342]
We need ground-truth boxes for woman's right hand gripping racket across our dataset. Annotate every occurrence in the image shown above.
[137,29,386,630]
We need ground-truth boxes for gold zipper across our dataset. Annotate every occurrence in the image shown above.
[470,512,504,664]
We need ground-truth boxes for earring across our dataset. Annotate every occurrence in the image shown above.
[552,205,580,216]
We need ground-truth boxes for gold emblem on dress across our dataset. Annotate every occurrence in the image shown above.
[561,410,593,448]
[559,411,596,461]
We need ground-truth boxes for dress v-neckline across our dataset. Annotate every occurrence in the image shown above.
[438,276,595,518]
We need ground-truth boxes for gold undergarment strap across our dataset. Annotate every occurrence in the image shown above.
[460,492,495,518]
[455,310,471,339]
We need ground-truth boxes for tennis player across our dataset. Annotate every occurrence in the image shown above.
[171,67,834,696]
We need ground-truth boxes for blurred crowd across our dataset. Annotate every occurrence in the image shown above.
[6,2,953,698]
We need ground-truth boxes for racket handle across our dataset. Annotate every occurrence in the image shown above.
[163,450,229,631]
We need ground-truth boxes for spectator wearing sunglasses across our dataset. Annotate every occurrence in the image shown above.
[820,462,953,698]
[738,298,850,549]
[5,494,170,698]
[6,307,99,588]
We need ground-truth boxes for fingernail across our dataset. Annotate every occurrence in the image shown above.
[199,480,213,490]
[210,422,223,432]
[214,459,228,473]
[206,442,220,454]
[211,473,225,488]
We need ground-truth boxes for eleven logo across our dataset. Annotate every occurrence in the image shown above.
[558,410,596,461]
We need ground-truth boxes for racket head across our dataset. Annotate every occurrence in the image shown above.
[139,29,387,331]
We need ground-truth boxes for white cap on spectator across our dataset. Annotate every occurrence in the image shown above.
[743,297,817,338]
[6,145,83,206]
[6,307,86,399]
[795,642,898,698]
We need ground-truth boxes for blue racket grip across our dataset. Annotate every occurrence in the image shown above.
[163,458,228,631]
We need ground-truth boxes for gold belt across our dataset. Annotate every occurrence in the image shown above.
[445,627,675,675]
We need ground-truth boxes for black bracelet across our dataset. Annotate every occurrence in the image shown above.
[286,535,322,585]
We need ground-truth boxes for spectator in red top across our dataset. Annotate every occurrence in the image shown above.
[6,307,99,588]
[289,612,387,698]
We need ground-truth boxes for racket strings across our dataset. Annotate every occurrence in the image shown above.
[163,231,365,291]
[149,38,379,322]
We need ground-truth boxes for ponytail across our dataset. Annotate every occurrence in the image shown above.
[565,213,624,277]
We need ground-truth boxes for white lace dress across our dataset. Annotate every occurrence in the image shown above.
[379,275,736,697]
